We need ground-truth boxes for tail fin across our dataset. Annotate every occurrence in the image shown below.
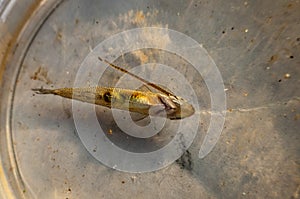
[32,88,56,95]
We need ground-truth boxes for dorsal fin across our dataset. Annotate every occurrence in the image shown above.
[137,84,152,92]
[98,57,174,96]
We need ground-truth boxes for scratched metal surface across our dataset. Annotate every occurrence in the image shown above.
[0,0,299,198]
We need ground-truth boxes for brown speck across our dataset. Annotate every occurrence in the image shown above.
[269,54,278,64]
[56,32,62,41]
[133,11,145,25]
[290,55,294,59]
[278,79,282,82]
[121,180,125,184]
[75,19,79,24]
[266,16,272,24]
[222,30,226,34]
[231,27,234,30]
[108,129,113,134]
[287,3,293,8]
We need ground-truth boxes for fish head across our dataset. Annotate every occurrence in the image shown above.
[157,94,195,120]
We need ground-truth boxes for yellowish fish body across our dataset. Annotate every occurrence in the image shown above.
[32,86,195,120]
[32,57,195,120]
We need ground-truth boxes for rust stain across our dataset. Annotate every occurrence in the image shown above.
[268,54,279,64]
[294,114,300,121]
[0,0,46,88]
[287,3,293,9]
[55,30,63,42]
[133,11,145,25]
[30,66,53,84]
[0,165,15,199]
[132,50,149,64]
[0,2,55,197]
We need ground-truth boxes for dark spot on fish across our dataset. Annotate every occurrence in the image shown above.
[103,92,112,103]
[130,92,140,100]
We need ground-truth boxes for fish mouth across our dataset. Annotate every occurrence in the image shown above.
[168,102,195,120]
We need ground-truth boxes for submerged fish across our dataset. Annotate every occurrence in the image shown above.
[32,57,195,120]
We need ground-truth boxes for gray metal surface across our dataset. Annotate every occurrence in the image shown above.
[0,0,299,198]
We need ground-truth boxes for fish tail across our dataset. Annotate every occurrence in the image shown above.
[32,88,57,95]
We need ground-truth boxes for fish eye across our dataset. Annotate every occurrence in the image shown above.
[103,92,112,103]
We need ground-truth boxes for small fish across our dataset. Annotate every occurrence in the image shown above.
[32,57,195,120]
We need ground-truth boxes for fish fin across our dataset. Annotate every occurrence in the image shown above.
[130,112,150,123]
[137,84,152,92]
[98,57,174,96]
[32,87,56,95]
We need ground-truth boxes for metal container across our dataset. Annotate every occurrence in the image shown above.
[0,0,299,198]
